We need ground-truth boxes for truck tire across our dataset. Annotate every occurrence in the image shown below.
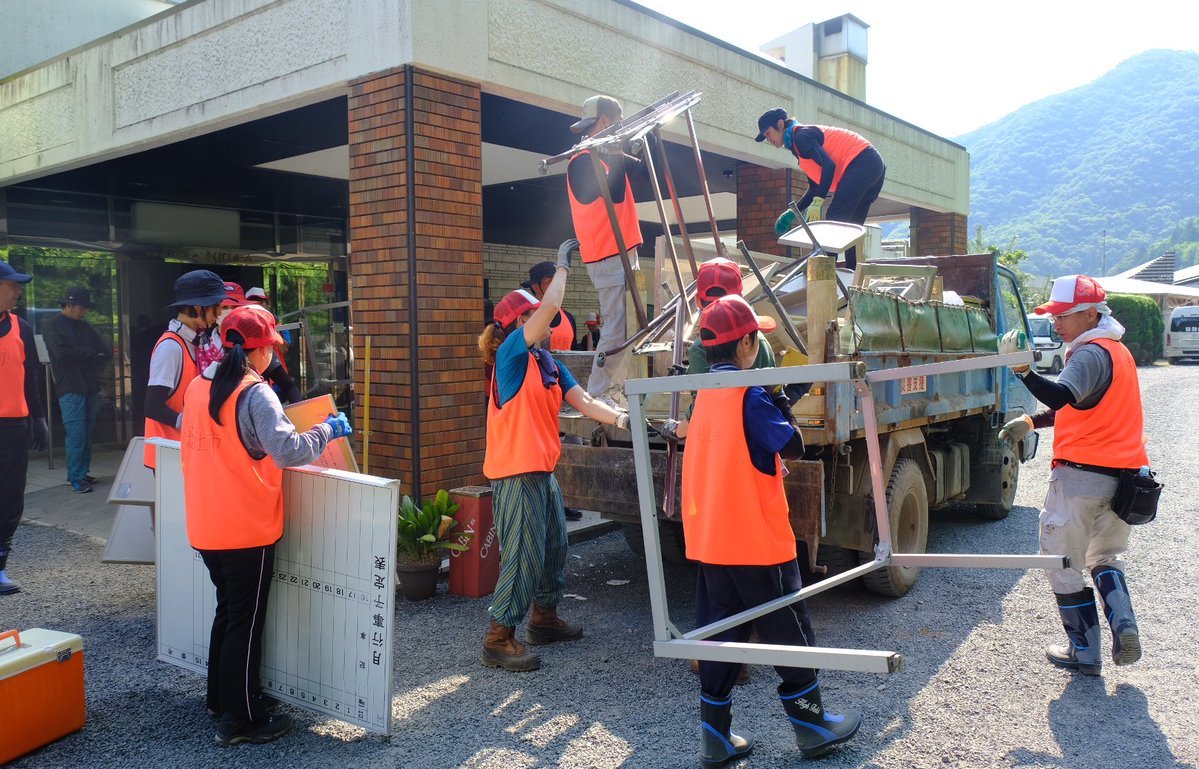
[974,441,1019,521]
[623,521,691,565]
[860,459,929,598]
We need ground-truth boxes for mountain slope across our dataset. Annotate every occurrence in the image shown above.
[959,49,1199,276]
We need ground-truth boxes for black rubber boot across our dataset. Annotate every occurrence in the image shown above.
[699,694,753,768]
[1047,588,1103,675]
[780,682,861,758]
[1092,567,1142,666]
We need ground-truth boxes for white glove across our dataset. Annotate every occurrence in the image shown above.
[614,411,630,430]
[659,418,681,442]
[998,330,1030,374]
[998,414,1034,448]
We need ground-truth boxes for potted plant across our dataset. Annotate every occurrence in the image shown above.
[396,490,472,600]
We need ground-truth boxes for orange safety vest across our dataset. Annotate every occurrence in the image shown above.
[483,353,563,479]
[791,125,871,193]
[182,373,284,550]
[567,150,644,264]
[681,387,795,566]
[1053,338,1149,470]
[549,309,574,352]
[144,330,198,469]
[0,315,29,418]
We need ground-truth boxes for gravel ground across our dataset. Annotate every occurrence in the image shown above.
[6,363,1198,768]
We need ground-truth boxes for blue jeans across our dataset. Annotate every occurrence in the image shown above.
[59,392,98,484]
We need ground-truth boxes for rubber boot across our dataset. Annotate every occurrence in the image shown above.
[525,603,583,645]
[780,681,861,758]
[1047,588,1103,675]
[0,549,18,595]
[1092,567,1142,666]
[699,694,753,768]
[481,620,541,672]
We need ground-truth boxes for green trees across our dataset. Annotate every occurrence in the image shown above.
[1106,293,1164,365]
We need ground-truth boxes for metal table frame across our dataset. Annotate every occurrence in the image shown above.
[623,350,1064,675]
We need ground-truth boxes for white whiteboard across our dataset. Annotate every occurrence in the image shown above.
[152,440,399,734]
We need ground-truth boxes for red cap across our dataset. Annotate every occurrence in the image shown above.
[494,289,540,328]
[696,257,743,306]
[221,281,251,307]
[221,305,284,349]
[1033,274,1106,315]
[699,295,776,347]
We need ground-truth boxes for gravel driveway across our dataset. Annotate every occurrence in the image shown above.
[6,363,1198,768]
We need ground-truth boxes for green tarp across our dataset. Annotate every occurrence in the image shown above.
[848,288,995,353]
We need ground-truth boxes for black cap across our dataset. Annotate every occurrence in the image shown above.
[0,260,32,284]
[61,287,93,308]
[170,269,228,308]
[754,108,788,142]
[522,261,557,290]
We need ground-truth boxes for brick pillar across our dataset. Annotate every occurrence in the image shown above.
[736,163,807,257]
[910,209,967,257]
[348,66,485,498]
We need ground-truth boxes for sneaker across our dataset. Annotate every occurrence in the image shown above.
[215,713,293,747]
[70,480,93,494]
[564,507,583,522]
[84,475,99,485]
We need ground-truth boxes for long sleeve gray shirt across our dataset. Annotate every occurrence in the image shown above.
[235,381,333,467]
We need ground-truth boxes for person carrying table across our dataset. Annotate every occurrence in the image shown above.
[680,295,860,765]
[755,108,886,270]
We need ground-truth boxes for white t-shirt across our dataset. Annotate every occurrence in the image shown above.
[146,319,200,391]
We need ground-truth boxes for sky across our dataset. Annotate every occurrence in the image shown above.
[635,0,1199,138]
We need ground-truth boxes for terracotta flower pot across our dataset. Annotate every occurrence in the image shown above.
[396,560,440,600]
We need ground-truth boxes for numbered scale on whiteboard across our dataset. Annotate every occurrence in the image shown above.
[152,440,399,734]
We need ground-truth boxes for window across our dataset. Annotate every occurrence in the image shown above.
[1171,315,1199,332]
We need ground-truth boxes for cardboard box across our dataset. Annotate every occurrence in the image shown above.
[0,629,86,763]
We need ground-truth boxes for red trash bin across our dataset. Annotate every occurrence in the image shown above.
[448,486,499,598]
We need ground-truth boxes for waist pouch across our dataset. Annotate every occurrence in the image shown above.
[1057,461,1163,525]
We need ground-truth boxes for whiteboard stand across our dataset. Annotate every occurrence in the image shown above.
[103,437,156,564]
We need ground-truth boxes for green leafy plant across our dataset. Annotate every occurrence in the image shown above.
[1106,293,1164,365]
[396,490,473,567]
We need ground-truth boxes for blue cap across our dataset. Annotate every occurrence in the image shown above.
[170,269,228,308]
[0,260,33,284]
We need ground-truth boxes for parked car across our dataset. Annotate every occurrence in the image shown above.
[1166,306,1199,364]
[1027,314,1065,374]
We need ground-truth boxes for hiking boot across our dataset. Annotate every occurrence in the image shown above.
[699,693,754,768]
[481,620,540,671]
[525,604,583,645]
[1048,588,1103,675]
[0,569,20,595]
[214,713,293,747]
[780,681,861,758]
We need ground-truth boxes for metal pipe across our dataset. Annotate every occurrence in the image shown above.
[653,126,699,277]
[855,380,893,559]
[657,640,903,674]
[685,109,725,255]
[588,149,649,329]
[737,241,807,356]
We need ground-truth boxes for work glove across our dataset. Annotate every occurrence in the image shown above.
[29,417,49,452]
[998,414,1034,449]
[323,412,353,439]
[614,411,630,431]
[658,418,686,442]
[557,238,580,270]
[774,208,798,237]
[998,330,1031,374]
[808,197,825,222]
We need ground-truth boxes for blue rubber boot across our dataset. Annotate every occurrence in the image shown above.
[1092,567,1142,666]
[780,681,861,758]
[1047,588,1103,675]
[699,693,753,768]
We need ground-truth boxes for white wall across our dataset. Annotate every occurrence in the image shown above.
[0,0,176,79]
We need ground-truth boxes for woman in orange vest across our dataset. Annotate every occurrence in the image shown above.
[680,295,860,765]
[144,270,232,470]
[477,247,630,672]
[755,108,886,270]
[181,304,350,746]
[998,275,1149,676]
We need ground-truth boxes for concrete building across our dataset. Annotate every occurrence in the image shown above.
[0,0,970,498]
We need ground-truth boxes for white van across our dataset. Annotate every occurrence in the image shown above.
[1167,306,1199,364]
[1026,314,1066,374]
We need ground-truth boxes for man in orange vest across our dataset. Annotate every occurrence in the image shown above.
[681,295,861,764]
[143,270,229,470]
[998,275,1148,676]
[522,260,578,353]
[755,108,886,270]
[0,259,48,595]
[567,95,646,408]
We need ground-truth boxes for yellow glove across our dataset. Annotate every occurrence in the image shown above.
[808,197,825,222]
